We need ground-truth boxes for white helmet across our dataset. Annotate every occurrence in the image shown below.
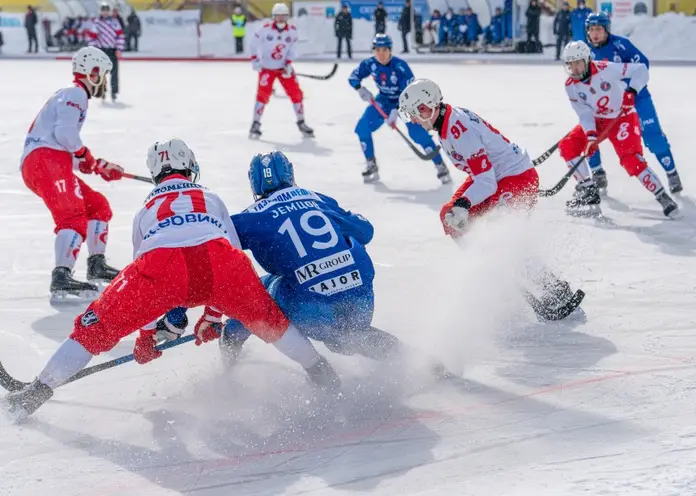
[146,138,199,183]
[562,41,591,79]
[398,78,443,121]
[72,46,112,95]
[272,3,290,23]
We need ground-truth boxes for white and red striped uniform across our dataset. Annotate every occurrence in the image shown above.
[88,15,125,50]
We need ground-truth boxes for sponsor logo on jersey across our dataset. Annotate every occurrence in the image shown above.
[613,54,621,62]
[142,213,226,241]
[67,101,86,122]
[642,118,655,125]
[390,72,398,85]
[266,35,273,40]
[600,81,611,91]
[661,156,671,166]
[451,151,464,161]
[308,270,363,296]
[286,36,292,42]
[295,250,355,284]
[578,92,587,100]
[80,310,99,327]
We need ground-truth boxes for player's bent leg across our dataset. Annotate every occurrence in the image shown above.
[250,70,277,138]
[355,105,385,182]
[78,178,120,283]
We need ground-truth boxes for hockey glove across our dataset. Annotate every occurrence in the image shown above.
[282,63,294,79]
[194,307,223,346]
[155,311,189,342]
[95,159,124,181]
[622,88,637,111]
[386,108,399,128]
[357,86,373,103]
[75,147,96,174]
[583,130,599,157]
[443,197,471,235]
[251,57,262,72]
[133,329,162,364]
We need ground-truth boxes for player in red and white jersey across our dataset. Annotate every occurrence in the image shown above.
[399,78,538,238]
[248,3,314,140]
[5,138,340,419]
[21,46,125,302]
[560,41,678,218]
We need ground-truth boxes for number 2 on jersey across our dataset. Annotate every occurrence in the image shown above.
[278,210,338,258]
[145,190,207,221]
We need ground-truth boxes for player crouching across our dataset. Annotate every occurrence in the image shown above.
[399,78,584,321]
[5,138,339,420]
[560,41,678,218]
[248,3,314,139]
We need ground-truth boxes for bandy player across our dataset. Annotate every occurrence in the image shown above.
[5,138,340,419]
[248,3,314,139]
[398,78,584,321]
[559,41,678,218]
[21,46,124,302]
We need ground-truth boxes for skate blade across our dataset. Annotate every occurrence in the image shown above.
[86,277,113,287]
[566,206,603,218]
[363,173,380,184]
[50,290,99,306]
[4,402,30,424]
[301,132,315,139]
[439,174,452,185]
[598,187,608,196]
[248,133,261,140]
[666,208,683,220]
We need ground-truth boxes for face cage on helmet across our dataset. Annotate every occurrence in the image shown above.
[564,57,589,80]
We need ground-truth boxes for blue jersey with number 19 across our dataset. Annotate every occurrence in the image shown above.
[231,186,375,298]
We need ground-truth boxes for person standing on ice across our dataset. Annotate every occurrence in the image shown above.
[584,12,683,195]
[398,78,585,321]
[5,139,341,420]
[20,46,124,302]
[248,3,314,140]
[558,41,679,219]
[349,34,450,185]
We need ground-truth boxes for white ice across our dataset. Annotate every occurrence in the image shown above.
[1,60,696,495]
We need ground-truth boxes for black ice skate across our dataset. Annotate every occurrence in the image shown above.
[592,168,608,194]
[5,378,53,421]
[305,356,341,392]
[50,267,98,303]
[436,164,452,185]
[656,190,680,218]
[87,254,120,284]
[525,279,586,322]
[219,331,246,368]
[667,170,683,194]
[297,120,315,138]
[249,121,262,140]
[362,159,379,183]
[566,183,602,218]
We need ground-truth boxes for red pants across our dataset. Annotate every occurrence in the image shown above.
[256,69,303,104]
[71,239,289,355]
[440,167,539,237]
[22,148,112,239]
[558,112,647,176]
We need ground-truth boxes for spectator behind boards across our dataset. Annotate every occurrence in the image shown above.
[374,2,387,34]
[335,4,353,59]
[570,0,592,41]
[553,1,571,60]
[398,0,411,53]
[231,6,246,54]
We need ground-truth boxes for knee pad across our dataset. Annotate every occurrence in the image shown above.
[558,137,583,161]
[70,307,121,355]
[86,191,112,222]
[54,213,88,239]
[620,153,648,176]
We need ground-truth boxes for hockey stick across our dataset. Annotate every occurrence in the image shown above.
[0,334,195,393]
[538,114,624,198]
[123,172,154,184]
[370,99,441,161]
[532,141,560,167]
[295,63,338,80]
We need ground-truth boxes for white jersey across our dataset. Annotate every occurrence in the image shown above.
[132,176,242,259]
[565,60,648,134]
[21,84,88,166]
[250,22,298,70]
[438,105,532,206]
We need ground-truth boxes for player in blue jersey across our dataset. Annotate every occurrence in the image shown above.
[585,12,683,194]
[158,151,407,372]
[348,34,451,185]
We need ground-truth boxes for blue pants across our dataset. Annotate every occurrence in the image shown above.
[589,93,675,173]
[355,102,443,165]
[224,274,376,354]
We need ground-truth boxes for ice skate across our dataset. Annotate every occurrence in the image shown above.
[436,163,452,185]
[566,183,602,218]
[249,121,262,140]
[667,170,683,194]
[362,159,379,183]
[297,120,315,138]
[219,330,246,368]
[305,356,341,393]
[592,168,608,195]
[86,254,120,284]
[656,190,680,218]
[50,267,98,303]
[5,378,53,421]
[525,279,585,321]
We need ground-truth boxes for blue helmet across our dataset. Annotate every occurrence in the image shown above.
[248,150,295,200]
[586,12,611,34]
[372,33,393,50]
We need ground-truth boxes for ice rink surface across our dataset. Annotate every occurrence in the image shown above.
[1,60,696,495]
